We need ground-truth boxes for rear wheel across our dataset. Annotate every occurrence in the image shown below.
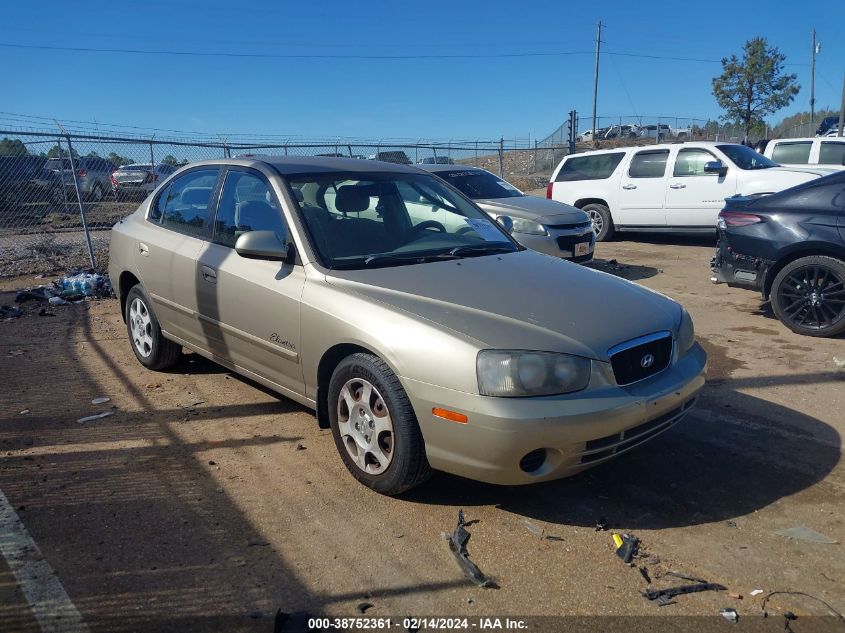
[125,285,182,369]
[583,202,614,241]
[91,182,105,202]
[328,353,430,495]
[771,256,845,337]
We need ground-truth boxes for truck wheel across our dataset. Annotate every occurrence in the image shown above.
[770,256,845,337]
[583,203,614,241]
[328,353,431,495]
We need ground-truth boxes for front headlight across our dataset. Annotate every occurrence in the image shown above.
[509,217,548,236]
[476,350,591,397]
[678,308,695,353]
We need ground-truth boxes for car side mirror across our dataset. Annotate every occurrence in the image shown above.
[704,161,727,177]
[496,215,514,234]
[235,230,293,263]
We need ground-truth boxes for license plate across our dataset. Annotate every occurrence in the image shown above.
[575,242,590,256]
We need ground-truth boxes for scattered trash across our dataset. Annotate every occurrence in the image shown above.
[144,383,161,390]
[725,520,737,529]
[295,444,307,451]
[522,519,544,537]
[544,535,565,542]
[38,308,55,317]
[60,272,110,297]
[643,582,727,603]
[728,591,743,600]
[639,567,652,584]
[357,602,374,614]
[15,287,56,303]
[8,349,25,356]
[48,296,68,306]
[1,305,23,319]
[248,539,270,547]
[77,411,114,424]
[91,396,110,405]
[664,571,710,584]
[208,460,217,466]
[719,608,739,623]
[750,589,764,597]
[444,510,497,588]
[20,409,30,415]
[595,517,608,531]
[761,591,845,624]
[834,357,845,368]
[179,399,205,409]
[612,533,639,563]
[774,526,838,544]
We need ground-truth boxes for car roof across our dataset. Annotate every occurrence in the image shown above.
[565,141,740,157]
[417,163,485,174]
[214,155,425,175]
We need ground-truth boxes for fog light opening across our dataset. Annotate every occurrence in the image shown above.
[519,448,547,473]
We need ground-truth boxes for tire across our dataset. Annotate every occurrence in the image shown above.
[582,202,614,241]
[328,353,431,495]
[770,256,845,337]
[125,285,182,369]
[91,182,104,202]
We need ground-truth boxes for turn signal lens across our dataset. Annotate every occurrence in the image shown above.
[432,408,468,424]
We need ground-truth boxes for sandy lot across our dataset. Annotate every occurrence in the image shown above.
[1,235,844,632]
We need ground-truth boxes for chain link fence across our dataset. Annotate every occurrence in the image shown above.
[0,128,567,277]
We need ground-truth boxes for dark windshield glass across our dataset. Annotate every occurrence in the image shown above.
[287,172,517,269]
[717,144,777,170]
[435,170,523,199]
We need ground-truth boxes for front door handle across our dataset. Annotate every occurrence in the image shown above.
[669,183,687,189]
[622,184,637,190]
[138,242,149,257]
[200,265,217,284]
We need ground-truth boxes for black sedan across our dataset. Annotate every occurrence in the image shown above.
[711,171,845,337]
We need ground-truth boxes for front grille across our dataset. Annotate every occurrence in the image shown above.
[547,221,592,230]
[609,334,672,385]
[556,233,593,251]
[580,399,695,464]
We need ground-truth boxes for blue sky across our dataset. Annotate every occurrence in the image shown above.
[1,0,842,140]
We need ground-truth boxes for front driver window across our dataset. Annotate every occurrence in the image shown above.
[673,149,717,177]
[214,170,286,248]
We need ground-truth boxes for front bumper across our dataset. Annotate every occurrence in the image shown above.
[404,342,706,485]
[517,227,595,262]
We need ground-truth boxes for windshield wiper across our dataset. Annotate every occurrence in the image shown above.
[363,252,459,268]
[448,244,515,257]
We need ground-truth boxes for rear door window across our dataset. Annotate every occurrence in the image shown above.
[152,168,220,238]
[771,142,812,164]
[555,152,625,181]
[819,141,845,166]
[629,150,669,178]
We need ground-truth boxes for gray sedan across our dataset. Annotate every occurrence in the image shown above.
[420,164,595,262]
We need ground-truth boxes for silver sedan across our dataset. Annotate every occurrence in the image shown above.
[419,164,595,262]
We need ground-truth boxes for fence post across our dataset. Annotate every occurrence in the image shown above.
[56,137,70,212]
[65,136,96,269]
[347,144,353,157]
[149,142,156,170]
[498,137,504,178]
[475,141,478,167]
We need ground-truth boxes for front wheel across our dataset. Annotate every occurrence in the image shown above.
[125,285,182,369]
[770,256,845,337]
[582,202,614,241]
[328,353,431,495]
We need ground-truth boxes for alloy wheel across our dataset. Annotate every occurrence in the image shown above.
[129,297,154,357]
[588,209,604,235]
[336,378,394,474]
[777,265,845,330]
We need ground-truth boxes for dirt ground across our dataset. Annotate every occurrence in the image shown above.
[1,234,845,633]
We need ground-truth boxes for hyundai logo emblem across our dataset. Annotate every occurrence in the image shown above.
[640,354,655,369]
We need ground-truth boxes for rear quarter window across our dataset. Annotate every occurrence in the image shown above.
[819,142,845,166]
[771,142,812,164]
[556,152,625,182]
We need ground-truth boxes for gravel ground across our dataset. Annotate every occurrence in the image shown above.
[1,235,844,632]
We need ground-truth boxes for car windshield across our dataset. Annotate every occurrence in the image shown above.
[45,158,73,170]
[717,144,778,170]
[287,172,518,269]
[434,170,523,200]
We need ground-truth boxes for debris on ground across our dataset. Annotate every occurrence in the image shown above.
[761,591,845,626]
[728,591,743,600]
[15,287,56,303]
[295,444,307,451]
[750,589,764,596]
[9,272,113,317]
[77,410,114,424]
[719,608,739,622]
[357,602,374,614]
[60,272,111,297]
[834,357,845,369]
[612,533,639,563]
[38,308,55,317]
[444,510,497,588]
[1,305,23,319]
[643,582,727,603]
[595,517,608,531]
[664,571,710,584]
[48,296,68,306]
[91,396,110,405]
[522,519,544,537]
[639,567,652,584]
[774,526,838,544]
[7,349,25,356]
[20,409,30,415]
[179,399,205,409]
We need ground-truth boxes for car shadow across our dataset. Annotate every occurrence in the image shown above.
[585,258,660,282]
[613,233,716,247]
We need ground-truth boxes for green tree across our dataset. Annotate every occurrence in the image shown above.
[161,154,179,167]
[0,138,28,156]
[46,144,79,158]
[712,37,799,141]
[106,151,134,166]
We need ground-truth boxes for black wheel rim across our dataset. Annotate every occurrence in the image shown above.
[777,265,845,330]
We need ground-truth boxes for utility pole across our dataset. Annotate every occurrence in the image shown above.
[591,20,602,146]
[838,72,845,137]
[810,29,820,129]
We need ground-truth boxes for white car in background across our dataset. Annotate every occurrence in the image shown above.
[547,142,835,240]
[762,137,845,169]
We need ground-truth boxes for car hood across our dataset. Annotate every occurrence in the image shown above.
[326,251,680,360]
[768,166,838,178]
[475,196,589,224]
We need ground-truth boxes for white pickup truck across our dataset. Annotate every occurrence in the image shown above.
[761,137,845,170]
[547,141,835,240]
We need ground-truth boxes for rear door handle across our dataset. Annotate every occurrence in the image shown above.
[669,183,687,189]
[201,265,217,284]
[138,242,149,257]
[622,184,637,190]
